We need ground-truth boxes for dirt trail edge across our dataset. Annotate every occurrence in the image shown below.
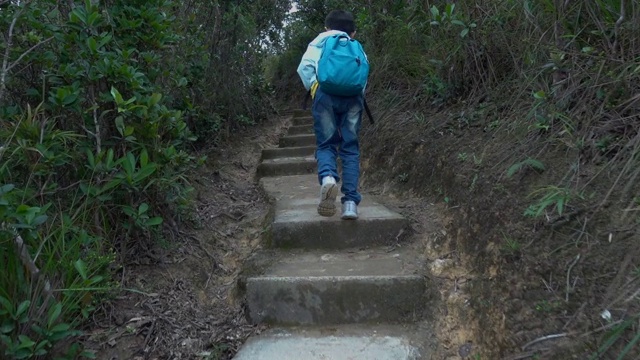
[87,114,290,359]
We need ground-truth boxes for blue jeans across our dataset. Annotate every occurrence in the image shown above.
[311,88,363,205]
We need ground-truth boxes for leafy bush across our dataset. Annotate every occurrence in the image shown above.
[0,0,192,356]
[0,0,292,358]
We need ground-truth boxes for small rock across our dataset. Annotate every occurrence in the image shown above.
[429,258,453,276]
[458,342,473,357]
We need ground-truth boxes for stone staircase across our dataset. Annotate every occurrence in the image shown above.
[233,110,433,359]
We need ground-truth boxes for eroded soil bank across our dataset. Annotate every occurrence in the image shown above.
[359,96,639,359]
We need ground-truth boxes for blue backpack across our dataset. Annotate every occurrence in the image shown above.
[317,34,369,97]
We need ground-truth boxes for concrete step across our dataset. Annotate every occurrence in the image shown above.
[279,134,315,148]
[246,249,426,326]
[287,124,314,135]
[257,156,316,178]
[233,325,432,359]
[269,200,408,249]
[261,146,315,160]
[293,116,313,126]
[260,175,408,249]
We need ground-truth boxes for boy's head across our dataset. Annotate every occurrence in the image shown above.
[325,10,356,36]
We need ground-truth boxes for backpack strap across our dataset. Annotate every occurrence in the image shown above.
[363,98,374,125]
[301,89,311,110]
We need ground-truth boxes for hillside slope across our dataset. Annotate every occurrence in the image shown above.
[271,1,639,358]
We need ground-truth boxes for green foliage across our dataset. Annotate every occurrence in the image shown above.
[500,234,522,256]
[534,299,561,313]
[175,0,289,141]
[0,297,93,359]
[0,0,292,357]
[429,3,477,39]
[590,262,640,360]
[591,314,640,360]
[0,178,111,359]
[1,0,635,357]
[507,158,546,177]
[524,186,583,217]
[273,1,483,105]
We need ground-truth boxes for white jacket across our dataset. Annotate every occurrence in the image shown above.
[296,30,349,91]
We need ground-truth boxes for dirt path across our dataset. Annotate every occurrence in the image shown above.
[86,114,290,359]
[85,109,523,360]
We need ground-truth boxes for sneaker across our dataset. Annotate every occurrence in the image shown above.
[317,176,338,217]
[341,200,358,220]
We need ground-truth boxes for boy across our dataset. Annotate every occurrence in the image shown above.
[296,10,367,220]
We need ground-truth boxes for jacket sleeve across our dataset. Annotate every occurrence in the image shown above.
[297,43,322,91]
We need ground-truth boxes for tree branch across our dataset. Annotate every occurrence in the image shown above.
[5,36,54,73]
[0,2,36,103]
[613,0,625,57]
[14,234,54,302]
[0,8,22,103]
[89,86,101,153]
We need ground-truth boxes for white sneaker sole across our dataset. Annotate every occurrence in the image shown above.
[341,212,358,220]
[317,182,338,217]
